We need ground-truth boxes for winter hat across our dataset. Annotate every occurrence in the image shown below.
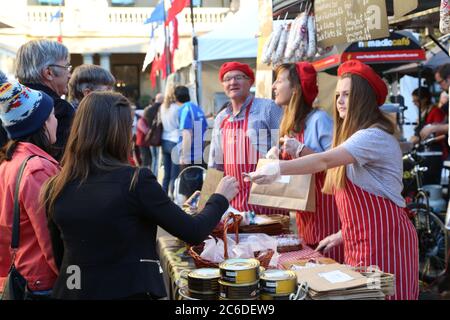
[337,60,387,106]
[219,62,255,84]
[0,71,54,139]
[295,62,318,107]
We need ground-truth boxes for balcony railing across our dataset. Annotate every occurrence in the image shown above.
[25,6,229,36]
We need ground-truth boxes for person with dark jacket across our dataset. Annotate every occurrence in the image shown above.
[41,92,238,300]
[15,39,74,160]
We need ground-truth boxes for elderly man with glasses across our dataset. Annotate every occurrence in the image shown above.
[15,39,74,160]
[208,61,287,216]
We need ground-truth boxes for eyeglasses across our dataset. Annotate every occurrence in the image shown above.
[222,75,249,83]
[48,64,72,72]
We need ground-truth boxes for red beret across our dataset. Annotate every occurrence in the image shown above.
[219,62,255,84]
[337,60,387,106]
[295,62,318,107]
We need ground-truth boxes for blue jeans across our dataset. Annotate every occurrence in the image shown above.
[161,140,180,197]
[150,146,160,177]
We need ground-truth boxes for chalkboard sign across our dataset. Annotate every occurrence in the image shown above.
[315,0,389,47]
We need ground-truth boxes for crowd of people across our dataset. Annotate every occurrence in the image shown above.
[0,37,449,300]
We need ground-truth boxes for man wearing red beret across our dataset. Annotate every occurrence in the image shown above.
[208,61,286,215]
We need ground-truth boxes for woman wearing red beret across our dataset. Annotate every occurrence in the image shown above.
[268,62,343,263]
[248,60,419,300]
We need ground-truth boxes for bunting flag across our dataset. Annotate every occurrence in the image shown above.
[144,1,165,24]
[149,46,173,88]
[150,53,161,88]
[165,0,189,26]
[170,17,179,52]
[146,0,186,87]
[142,24,165,72]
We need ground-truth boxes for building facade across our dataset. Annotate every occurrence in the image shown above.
[0,0,234,106]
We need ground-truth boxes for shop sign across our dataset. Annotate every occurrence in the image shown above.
[315,0,389,47]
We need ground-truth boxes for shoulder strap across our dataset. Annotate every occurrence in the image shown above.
[11,155,37,249]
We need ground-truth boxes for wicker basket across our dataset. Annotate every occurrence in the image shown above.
[239,214,290,235]
[211,213,242,239]
[188,213,274,268]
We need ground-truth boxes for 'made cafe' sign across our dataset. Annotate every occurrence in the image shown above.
[315,0,389,48]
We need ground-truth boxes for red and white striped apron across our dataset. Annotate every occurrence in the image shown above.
[221,101,287,215]
[334,179,419,300]
[281,131,344,263]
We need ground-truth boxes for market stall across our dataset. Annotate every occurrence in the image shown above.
[156,234,324,300]
[153,0,450,301]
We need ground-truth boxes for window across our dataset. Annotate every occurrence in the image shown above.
[37,0,64,5]
[111,0,135,6]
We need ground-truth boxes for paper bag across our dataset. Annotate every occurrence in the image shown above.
[294,263,369,293]
[248,159,315,212]
[198,168,224,210]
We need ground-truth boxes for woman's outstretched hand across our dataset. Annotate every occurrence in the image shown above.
[215,176,239,201]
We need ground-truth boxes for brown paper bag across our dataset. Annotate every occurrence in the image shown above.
[248,159,315,212]
[294,263,369,293]
[197,168,224,210]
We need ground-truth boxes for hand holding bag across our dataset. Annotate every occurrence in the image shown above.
[248,159,316,212]
[1,156,36,300]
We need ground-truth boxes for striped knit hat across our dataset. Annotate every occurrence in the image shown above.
[0,71,53,139]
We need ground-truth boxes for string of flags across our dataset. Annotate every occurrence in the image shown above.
[142,0,189,88]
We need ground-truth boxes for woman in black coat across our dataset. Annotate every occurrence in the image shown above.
[42,92,238,300]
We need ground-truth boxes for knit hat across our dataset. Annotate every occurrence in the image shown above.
[219,62,255,84]
[0,71,54,139]
[337,60,387,106]
[295,62,318,107]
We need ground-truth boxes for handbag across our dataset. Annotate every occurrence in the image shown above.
[145,109,163,147]
[1,155,36,300]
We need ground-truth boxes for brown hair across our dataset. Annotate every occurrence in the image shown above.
[41,91,133,216]
[68,64,116,106]
[322,74,395,194]
[276,64,313,138]
[0,125,53,164]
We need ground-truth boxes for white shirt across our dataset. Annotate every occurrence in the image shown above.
[161,103,180,143]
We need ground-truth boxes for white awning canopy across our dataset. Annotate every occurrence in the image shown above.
[197,0,258,62]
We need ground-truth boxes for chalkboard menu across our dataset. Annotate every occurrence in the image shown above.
[315,0,389,47]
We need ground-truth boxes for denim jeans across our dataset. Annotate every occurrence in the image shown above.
[161,140,180,197]
[150,146,160,177]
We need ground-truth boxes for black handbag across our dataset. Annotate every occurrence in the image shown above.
[1,155,36,300]
[145,110,163,147]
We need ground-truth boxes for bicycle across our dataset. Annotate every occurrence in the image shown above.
[403,135,449,283]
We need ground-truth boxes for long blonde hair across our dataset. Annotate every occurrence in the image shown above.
[162,82,176,109]
[276,64,313,138]
[322,74,395,194]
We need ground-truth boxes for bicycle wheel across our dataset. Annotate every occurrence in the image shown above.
[408,203,449,282]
